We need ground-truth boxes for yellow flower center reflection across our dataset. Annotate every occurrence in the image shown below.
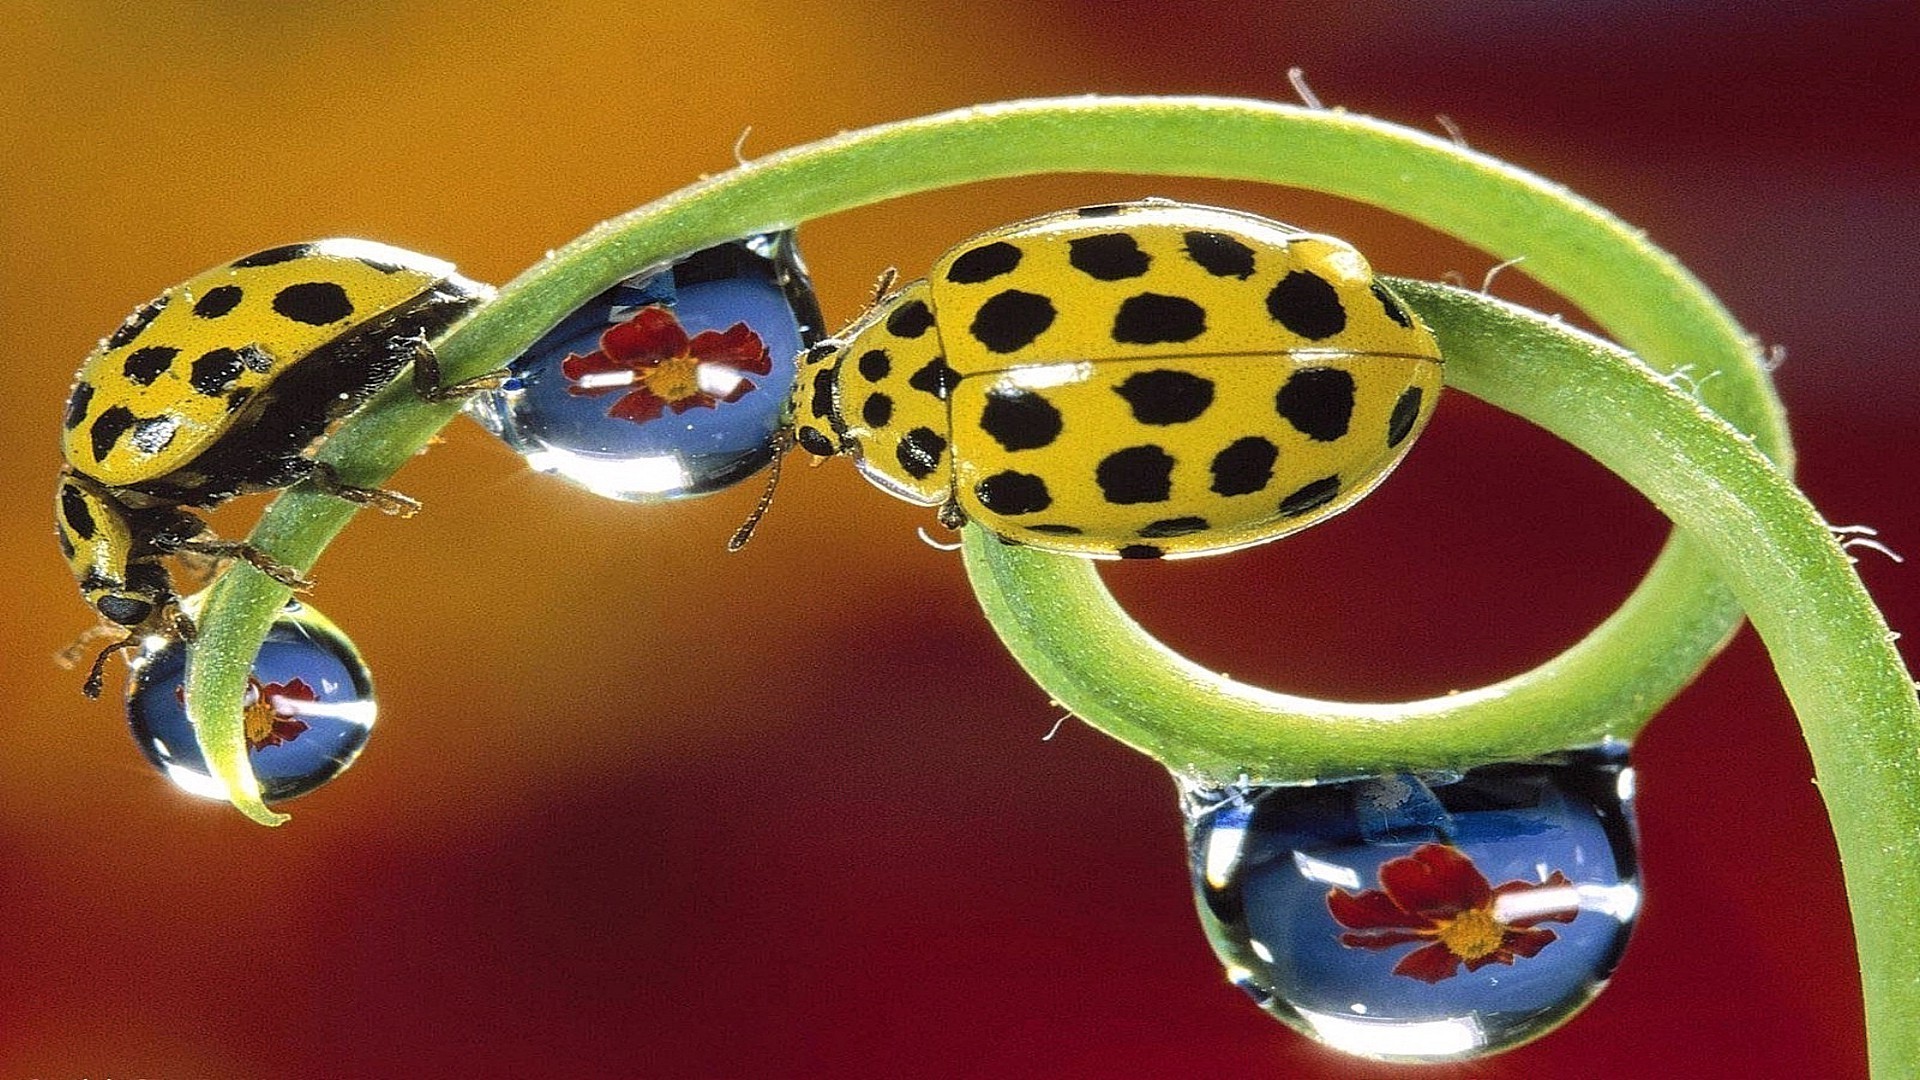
[642,353,703,404]
[1435,906,1505,961]
[242,695,282,747]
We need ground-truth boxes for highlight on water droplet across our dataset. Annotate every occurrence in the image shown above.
[465,232,823,501]
[1183,746,1639,1063]
[125,600,376,803]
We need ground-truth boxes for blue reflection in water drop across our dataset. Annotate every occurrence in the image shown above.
[126,601,376,803]
[465,232,822,501]
[1185,747,1639,1063]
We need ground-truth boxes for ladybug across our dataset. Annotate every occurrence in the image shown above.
[57,238,493,694]
[749,200,1443,558]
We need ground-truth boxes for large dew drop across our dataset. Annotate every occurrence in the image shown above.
[465,232,823,501]
[1184,747,1639,1063]
[126,601,376,803]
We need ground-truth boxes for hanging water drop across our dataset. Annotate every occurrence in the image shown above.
[125,600,376,803]
[465,232,823,500]
[1184,746,1639,1063]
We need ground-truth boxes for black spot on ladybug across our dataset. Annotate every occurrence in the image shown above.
[121,345,179,387]
[1210,436,1278,496]
[803,342,838,367]
[857,348,891,381]
[1276,368,1356,441]
[810,366,836,419]
[970,290,1056,353]
[1115,369,1214,425]
[89,405,138,462]
[189,348,247,397]
[232,244,315,268]
[1118,544,1164,559]
[1076,204,1124,217]
[1266,270,1347,340]
[862,392,894,428]
[1096,445,1176,504]
[1387,386,1424,448]
[107,295,168,350]
[908,357,960,400]
[131,415,179,455]
[979,386,1064,451]
[1280,475,1341,517]
[886,299,936,338]
[273,281,355,326]
[1112,293,1206,345]
[897,427,948,480]
[61,485,96,541]
[1026,523,1084,535]
[976,470,1051,515]
[1068,234,1151,280]
[1184,232,1257,278]
[64,381,95,430]
[946,241,1024,284]
[1372,282,1413,328]
[1139,516,1209,538]
[193,285,244,319]
[797,426,836,456]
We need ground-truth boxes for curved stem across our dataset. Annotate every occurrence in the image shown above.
[969,281,1920,1074]
[191,95,1780,824]
[175,94,1918,1072]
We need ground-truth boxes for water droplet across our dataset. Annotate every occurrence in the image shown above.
[125,601,376,803]
[1184,746,1639,1063]
[466,232,823,501]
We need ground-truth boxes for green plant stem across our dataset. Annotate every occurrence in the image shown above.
[192,96,1780,823]
[966,285,1920,1076]
[176,95,1917,1073]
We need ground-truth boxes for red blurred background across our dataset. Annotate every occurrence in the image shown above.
[4,2,1915,1076]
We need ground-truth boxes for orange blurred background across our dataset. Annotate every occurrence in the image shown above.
[4,2,1915,1077]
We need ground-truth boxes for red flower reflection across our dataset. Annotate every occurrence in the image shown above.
[1327,843,1578,983]
[561,305,772,425]
[172,676,316,750]
[242,677,315,750]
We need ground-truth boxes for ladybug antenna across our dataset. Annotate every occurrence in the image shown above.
[728,428,795,552]
[80,632,138,700]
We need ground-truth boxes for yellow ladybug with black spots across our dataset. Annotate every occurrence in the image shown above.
[56,238,492,694]
[773,200,1443,559]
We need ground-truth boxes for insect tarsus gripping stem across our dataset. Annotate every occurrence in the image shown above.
[408,335,512,404]
[306,461,421,518]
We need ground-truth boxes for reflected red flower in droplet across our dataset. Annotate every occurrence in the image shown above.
[1327,842,1579,983]
[560,304,772,425]
[243,676,315,750]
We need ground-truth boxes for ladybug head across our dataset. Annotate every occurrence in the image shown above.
[84,561,177,633]
[71,562,187,699]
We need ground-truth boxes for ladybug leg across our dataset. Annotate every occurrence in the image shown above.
[407,334,511,404]
[169,538,314,591]
[302,460,422,519]
[55,621,125,673]
[936,498,967,531]
[66,606,196,699]
[147,511,314,591]
[869,267,899,305]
